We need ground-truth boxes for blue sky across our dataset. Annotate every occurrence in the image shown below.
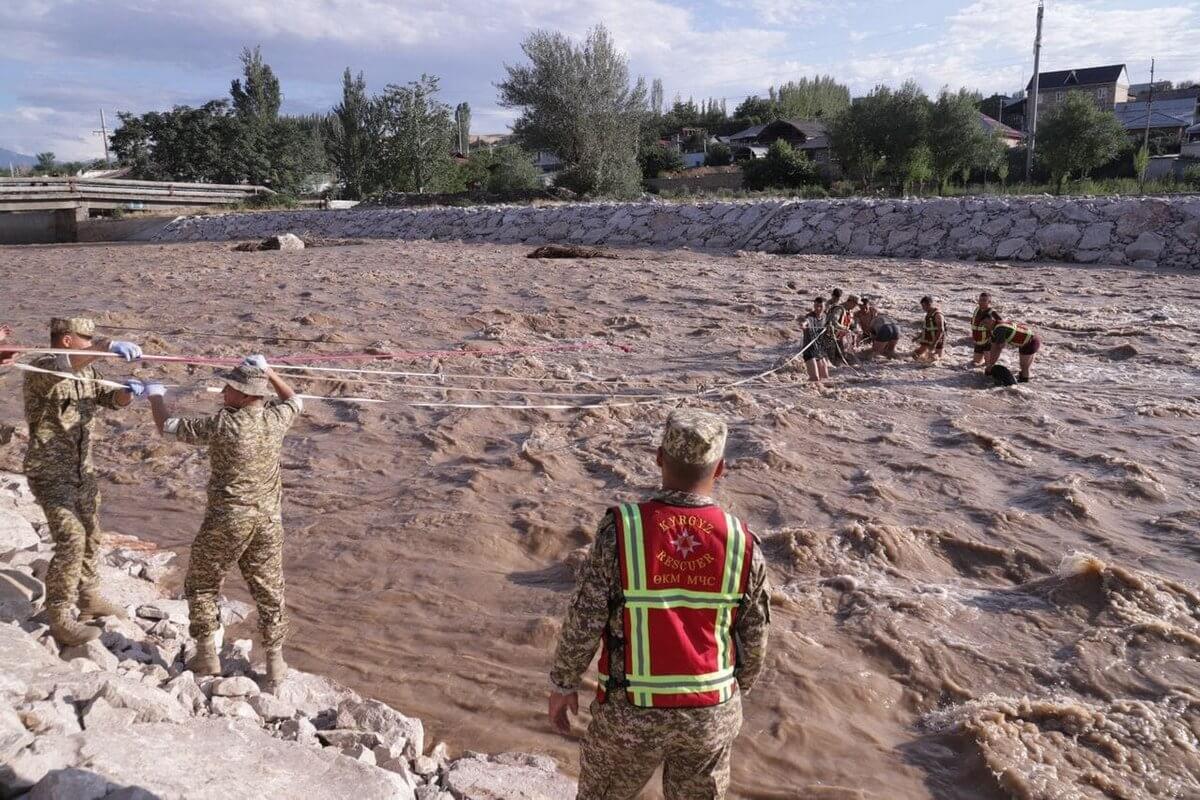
[2,0,1198,160]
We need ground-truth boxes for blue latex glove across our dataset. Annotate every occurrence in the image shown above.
[109,341,143,362]
[146,383,166,397]
[124,379,146,398]
[243,354,268,369]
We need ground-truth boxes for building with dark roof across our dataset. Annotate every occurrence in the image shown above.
[1005,64,1130,131]
[725,119,831,163]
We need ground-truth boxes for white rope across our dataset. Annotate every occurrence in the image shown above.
[10,335,822,412]
[11,362,132,390]
[275,372,667,399]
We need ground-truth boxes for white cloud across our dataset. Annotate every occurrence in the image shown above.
[3,0,1198,158]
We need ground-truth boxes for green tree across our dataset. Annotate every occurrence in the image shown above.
[829,82,928,190]
[772,75,851,119]
[323,68,382,200]
[111,102,242,182]
[1036,92,1127,193]
[33,152,56,173]
[455,102,471,155]
[902,144,933,194]
[927,89,989,191]
[732,96,775,125]
[230,46,282,123]
[498,25,647,197]
[828,96,883,188]
[377,74,454,193]
[640,143,684,178]
[705,142,733,167]
[741,140,817,190]
[650,78,664,117]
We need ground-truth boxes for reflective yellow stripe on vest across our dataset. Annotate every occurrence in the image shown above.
[618,503,652,706]
[617,503,749,706]
[1000,323,1024,343]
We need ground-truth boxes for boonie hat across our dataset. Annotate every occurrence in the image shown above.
[217,365,271,397]
[661,409,727,467]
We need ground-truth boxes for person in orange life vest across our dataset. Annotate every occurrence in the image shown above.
[970,292,1002,366]
[983,317,1042,383]
[547,409,771,800]
[912,295,945,362]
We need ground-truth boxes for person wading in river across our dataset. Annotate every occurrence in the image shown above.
[983,318,1043,383]
[547,410,771,800]
[803,296,831,383]
[971,292,1002,367]
[912,295,946,363]
[855,298,901,359]
[143,356,301,689]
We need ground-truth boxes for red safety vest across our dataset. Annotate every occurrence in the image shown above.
[597,501,753,709]
[971,307,993,345]
[994,322,1035,347]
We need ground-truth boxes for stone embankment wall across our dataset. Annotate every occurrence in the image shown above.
[0,472,575,800]
[155,195,1200,269]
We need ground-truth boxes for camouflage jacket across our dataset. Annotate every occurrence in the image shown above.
[22,354,125,482]
[166,397,302,517]
[550,489,771,696]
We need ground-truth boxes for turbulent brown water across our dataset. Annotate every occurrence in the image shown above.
[2,240,1198,799]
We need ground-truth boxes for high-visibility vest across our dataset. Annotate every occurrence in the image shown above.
[597,501,753,709]
[971,307,995,345]
[993,322,1035,347]
[922,310,944,344]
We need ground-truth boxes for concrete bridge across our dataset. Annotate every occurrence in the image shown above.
[0,177,272,244]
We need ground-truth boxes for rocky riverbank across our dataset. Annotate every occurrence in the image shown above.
[153,195,1200,269]
[0,471,575,800]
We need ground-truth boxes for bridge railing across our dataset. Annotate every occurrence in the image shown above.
[0,177,274,207]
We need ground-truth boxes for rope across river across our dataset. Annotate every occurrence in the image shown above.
[5,332,823,412]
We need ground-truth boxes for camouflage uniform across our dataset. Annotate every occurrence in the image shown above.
[22,322,121,613]
[550,411,771,800]
[167,373,302,650]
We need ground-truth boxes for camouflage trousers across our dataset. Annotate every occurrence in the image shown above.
[577,691,743,800]
[184,507,287,649]
[29,476,102,611]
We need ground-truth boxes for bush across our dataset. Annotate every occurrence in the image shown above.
[741,140,818,190]
[640,144,685,178]
[704,143,733,167]
[1184,165,1200,190]
[475,145,542,194]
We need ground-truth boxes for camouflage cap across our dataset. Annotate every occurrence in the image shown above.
[217,365,271,397]
[50,317,96,337]
[661,409,727,467]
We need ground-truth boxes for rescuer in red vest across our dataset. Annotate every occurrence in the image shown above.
[970,292,1001,366]
[548,409,771,800]
[982,317,1043,383]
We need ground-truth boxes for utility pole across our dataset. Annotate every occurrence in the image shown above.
[1142,58,1156,154]
[1025,0,1044,182]
[93,109,110,165]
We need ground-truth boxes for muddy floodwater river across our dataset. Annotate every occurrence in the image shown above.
[1,240,1198,799]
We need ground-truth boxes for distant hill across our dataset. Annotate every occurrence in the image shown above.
[0,148,37,169]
